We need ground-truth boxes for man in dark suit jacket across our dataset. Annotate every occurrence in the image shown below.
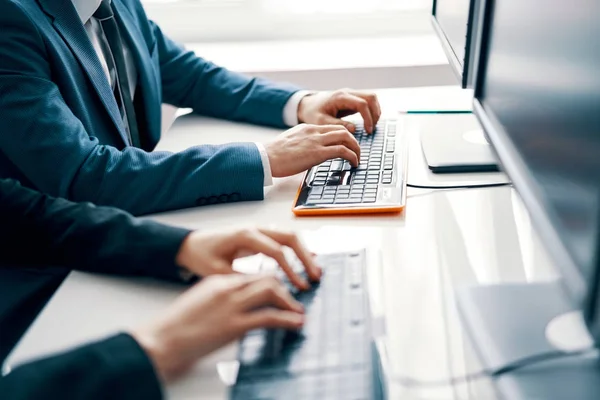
[0,178,319,399]
[0,0,381,216]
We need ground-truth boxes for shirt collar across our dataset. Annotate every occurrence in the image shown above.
[72,0,104,24]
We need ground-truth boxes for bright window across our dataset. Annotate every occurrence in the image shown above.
[142,0,432,42]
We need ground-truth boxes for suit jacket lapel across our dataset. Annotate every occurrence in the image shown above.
[113,0,161,142]
[37,0,130,145]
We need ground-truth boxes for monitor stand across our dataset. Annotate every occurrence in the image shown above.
[457,281,600,400]
[419,113,499,173]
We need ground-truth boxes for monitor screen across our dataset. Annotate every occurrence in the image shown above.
[473,0,600,308]
[432,0,481,88]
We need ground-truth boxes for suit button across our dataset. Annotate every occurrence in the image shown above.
[208,196,218,205]
[218,194,228,203]
[196,197,207,206]
[229,193,241,202]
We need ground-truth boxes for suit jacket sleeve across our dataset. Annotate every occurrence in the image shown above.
[0,179,191,282]
[152,20,300,128]
[0,333,163,400]
[0,0,265,216]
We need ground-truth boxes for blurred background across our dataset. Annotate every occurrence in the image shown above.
[145,0,455,97]
[143,0,432,42]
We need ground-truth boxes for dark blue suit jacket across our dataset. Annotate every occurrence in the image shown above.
[0,0,300,215]
[0,179,192,398]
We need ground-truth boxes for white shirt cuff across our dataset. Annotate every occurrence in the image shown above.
[282,90,313,127]
[255,142,273,187]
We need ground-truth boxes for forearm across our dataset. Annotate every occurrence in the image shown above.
[0,179,189,281]
[0,334,163,400]
[71,144,265,216]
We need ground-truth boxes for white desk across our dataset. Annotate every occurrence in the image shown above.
[7,87,557,399]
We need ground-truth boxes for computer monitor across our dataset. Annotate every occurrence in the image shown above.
[457,3,600,396]
[431,0,483,88]
[422,0,499,174]
[473,0,600,335]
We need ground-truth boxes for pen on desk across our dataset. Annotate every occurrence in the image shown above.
[402,110,473,114]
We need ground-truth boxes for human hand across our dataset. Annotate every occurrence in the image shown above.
[176,228,322,290]
[297,89,382,134]
[265,123,360,177]
[131,274,305,383]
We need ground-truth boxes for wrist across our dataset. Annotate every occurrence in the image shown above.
[296,92,316,124]
[175,234,194,270]
[130,325,187,384]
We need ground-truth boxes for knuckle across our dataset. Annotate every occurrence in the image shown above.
[273,245,285,260]
[261,310,278,326]
[237,228,254,240]
[265,275,281,287]
[266,281,280,296]
[286,231,299,243]
[315,115,328,125]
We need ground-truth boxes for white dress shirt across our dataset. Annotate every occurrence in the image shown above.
[71,0,309,186]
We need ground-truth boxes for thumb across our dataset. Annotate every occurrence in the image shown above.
[319,115,356,133]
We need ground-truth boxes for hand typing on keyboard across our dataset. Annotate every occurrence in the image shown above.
[232,251,384,400]
[296,89,382,134]
[130,274,306,384]
[265,123,361,178]
[176,227,322,290]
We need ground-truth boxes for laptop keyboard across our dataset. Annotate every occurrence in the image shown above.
[230,251,384,400]
[305,120,398,205]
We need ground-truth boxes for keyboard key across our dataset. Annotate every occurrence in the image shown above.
[363,197,377,203]
[307,195,322,202]
[309,187,324,195]
[334,197,359,204]
[330,160,343,171]
[382,178,392,184]
[327,176,342,185]
[310,199,334,205]
[312,180,326,186]
[342,198,363,204]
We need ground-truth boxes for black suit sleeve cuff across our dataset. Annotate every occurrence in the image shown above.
[129,220,193,283]
[1,333,163,400]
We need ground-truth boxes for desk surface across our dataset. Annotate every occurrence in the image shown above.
[7,87,557,400]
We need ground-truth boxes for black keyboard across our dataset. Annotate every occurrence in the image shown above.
[230,251,385,400]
